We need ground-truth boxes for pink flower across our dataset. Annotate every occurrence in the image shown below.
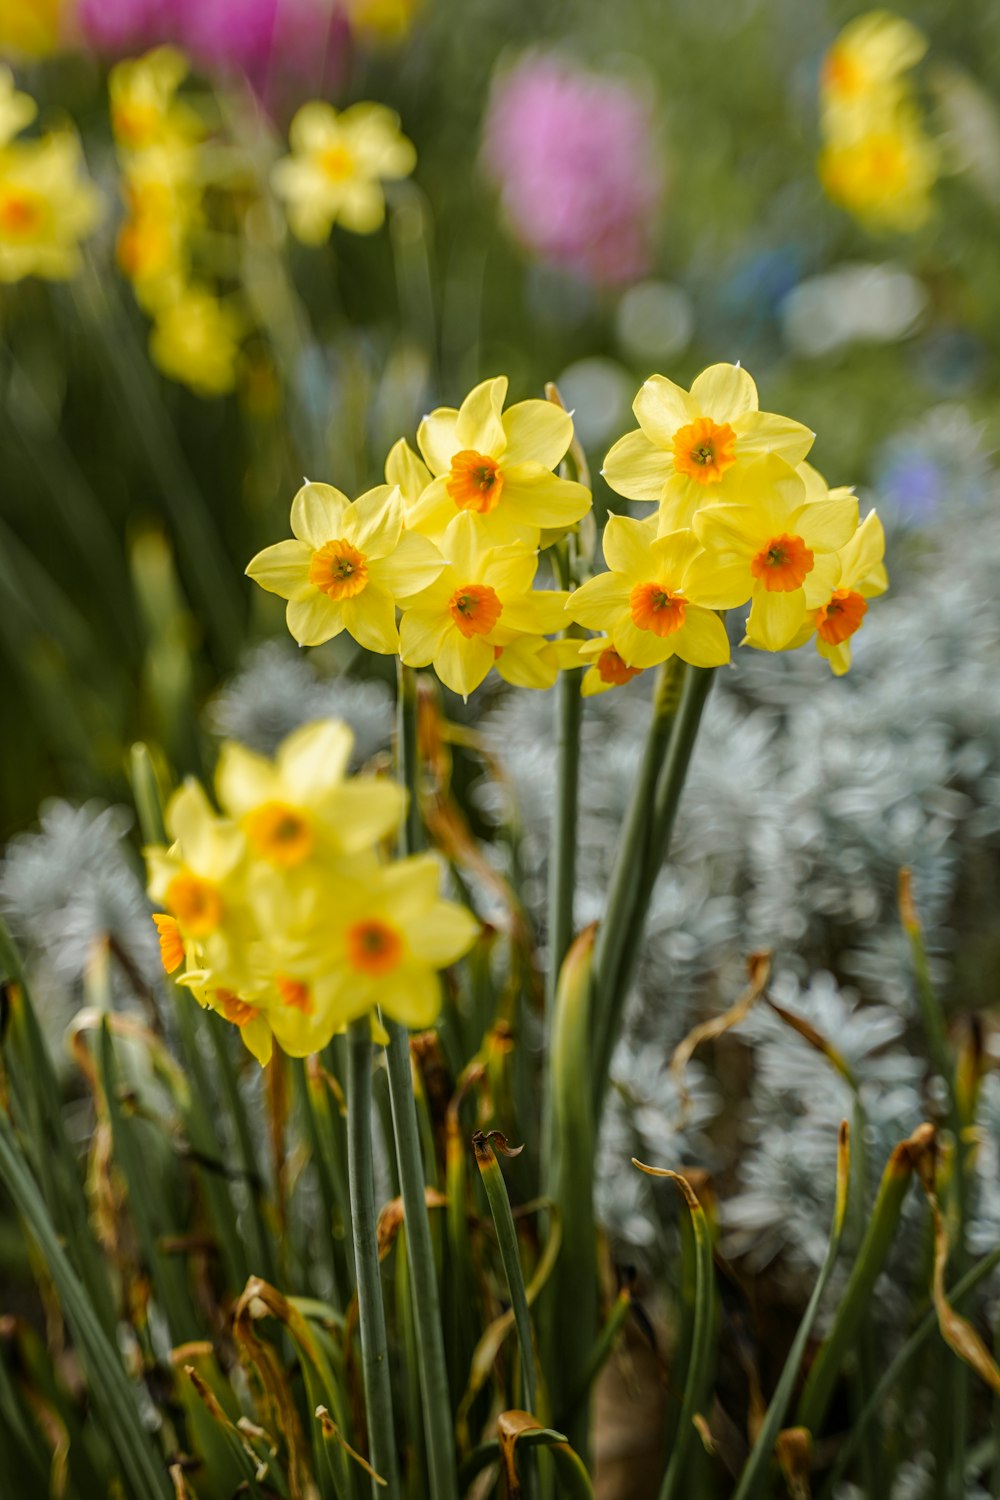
[482,52,665,288]
[77,0,350,109]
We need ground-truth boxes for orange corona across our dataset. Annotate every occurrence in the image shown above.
[164,871,223,936]
[671,418,737,485]
[446,451,505,514]
[152,913,184,974]
[309,539,369,600]
[629,582,688,637]
[750,533,814,592]
[816,588,867,645]
[346,919,404,977]
[598,648,642,686]
[449,583,503,639]
[244,802,314,867]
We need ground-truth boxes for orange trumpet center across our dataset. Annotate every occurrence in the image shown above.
[750,532,814,592]
[152,914,184,974]
[164,871,223,937]
[309,539,369,600]
[346,919,404,977]
[276,975,314,1014]
[446,451,505,514]
[629,582,688,637]
[215,991,259,1027]
[320,144,355,181]
[449,582,503,639]
[816,588,867,645]
[671,417,737,485]
[244,802,314,867]
[0,190,43,238]
[597,647,642,686]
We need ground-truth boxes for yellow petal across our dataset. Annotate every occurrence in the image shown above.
[405,474,458,538]
[286,592,344,647]
[732,410,815,466]
[399,606,451,666]
[320,780,406,852]
[216,742,281,817]
[690,363,759,421]
[404,899,479,967]
[455,376,508,455]
[747,588,807,650]
[566,571,630,631]
[290,482,351,547]
[239,1014,274,1067]
[602,427,669,502]
[611,617,674,669]
[803,552,842,608]
[816,636,852,676]
[681,550,752,610]
[385,436,432,507]
[417,407,461,475]
[838,509,885,588]
[380,966,441,1029]
[480,542,538,599]
[501,399,573,468]
[370,529,445,599]
[602,513,659,579]
[278,719,354,799]
[650,528,702,585]
[633,375,697,445]
[498,466,591,530]
[796,497,859,552]
[495,637,560,689]
[434,629,494,698]
[245,539,313,599]
[673,607,731,668]
[346,485,403,560]
[341,587,399,654]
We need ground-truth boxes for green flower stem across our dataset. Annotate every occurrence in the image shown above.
[381,663,460,1500]
[346,1016,400,1500]
[473,1134,538,1417]
[547,661,583,1009]
[591,662,712,1119]
[797,1127,928,1436]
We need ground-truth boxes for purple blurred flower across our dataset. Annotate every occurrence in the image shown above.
[482,52,665,288]
[78,0,349,108]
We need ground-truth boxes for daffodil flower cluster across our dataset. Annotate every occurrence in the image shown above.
[110,47,244,397]
[818,10,937,232]
[249,364,885,698]
[589,362,887,680]
[0,68,101,284]
[247,376,588,697]
[273,100,416,243]
[146,718,478,1065]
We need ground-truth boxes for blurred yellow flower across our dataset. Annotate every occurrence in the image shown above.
[109,47,200,154]
[273,100,416,242]
[821,11,927,123]
[782,509,888,675]
[0,132,102,283]
[409,375,592,544]
[215,718,405,867]
[344,0,422,42]
[694,455,858,652]
[399,511,566,697]
[819,111,937,231]
[247,481,445,651]
[566,515,741,670]
[149,287,244,397]
[0,0,63,58]
[0,67,36,144]
[603,363,814,530]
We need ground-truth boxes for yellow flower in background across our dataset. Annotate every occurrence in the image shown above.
[602,363,814,530]
[301,854,479,1030]
[0,0,63,58]
[409,376,592,544]
[215,718,405,868]
[149,287,244,396]
[344,0,422,42]
[780,510,888,675]
[115,144,200,310]
[821,10,927,123]
[819,110,937,231]
[247,481,445,651]
[109,47,200,154]
[577,636,644,697]
[0,67,35,144]
[273,101,416,242]
[566,515,742,670]
[0,132,102,283]
[694,454,858,652]
[399,511,565,697]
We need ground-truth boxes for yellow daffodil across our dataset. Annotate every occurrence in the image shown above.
[0,0,63,58]
[566,516,743,671]
[0,67,36,145]
[109,47,200,155]
[780,509,888,675]
[0,132,101,283]
[819,110,937,231]
[273,100,416,242]
[247,481,444,651]
[344,0,422,42]
[398,512,566,697]
[602,364,815,530]
[308,854,479,1030]
[577,636,645,697]
[493,633,581,691]
[116,144,200,310]
[821,11,927,126]
[408,376,592,544]
[694,455,858,652]
[148,287,244,397]
[215,718,405,870]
